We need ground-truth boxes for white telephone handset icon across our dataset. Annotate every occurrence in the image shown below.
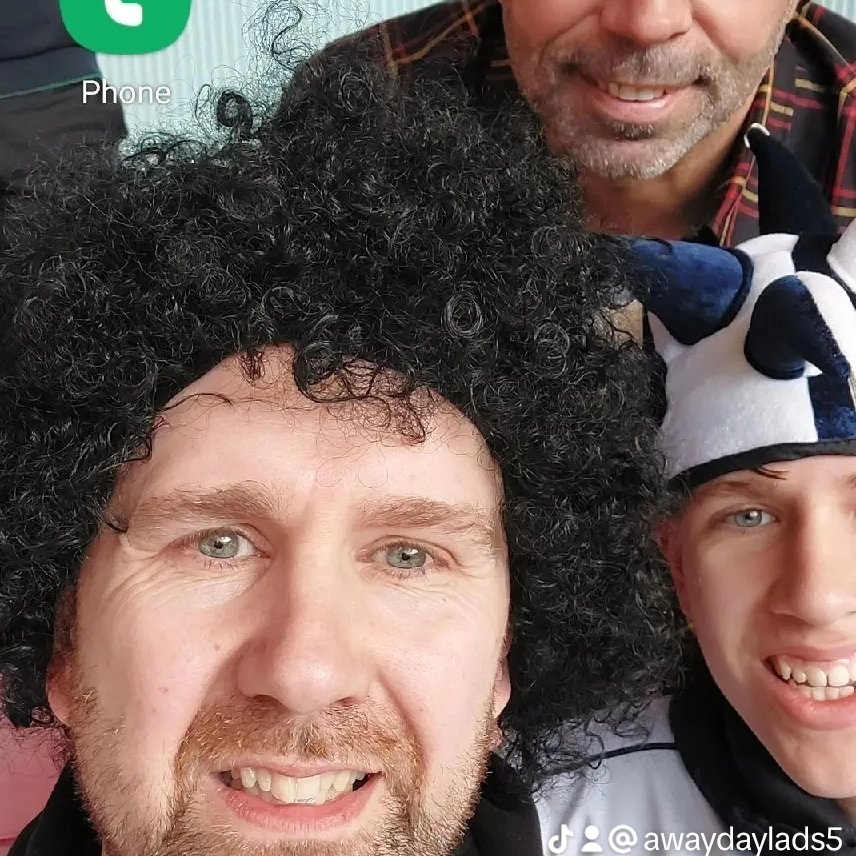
[105,0,144,27]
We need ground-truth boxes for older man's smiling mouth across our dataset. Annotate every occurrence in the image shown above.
[567,71,694,123]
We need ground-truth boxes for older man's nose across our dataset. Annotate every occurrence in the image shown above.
[235,550,373,715]
[600,0,693,47]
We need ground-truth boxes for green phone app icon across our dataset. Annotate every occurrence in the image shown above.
[60,0,192,55]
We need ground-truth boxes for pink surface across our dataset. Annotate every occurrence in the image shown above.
[0,719,59,856]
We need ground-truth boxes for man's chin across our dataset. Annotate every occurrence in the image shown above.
[65,680,496,856]
[90,780,460,856]
[766,741,856,804]
[78,758,481,856]
[559,134,695,182]
[96,801,422,856]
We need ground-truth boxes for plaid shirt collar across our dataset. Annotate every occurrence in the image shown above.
[362,0,856,246]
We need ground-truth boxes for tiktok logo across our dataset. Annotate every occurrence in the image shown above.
[548,824,575,855]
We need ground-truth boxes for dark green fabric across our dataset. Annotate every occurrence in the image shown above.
[0,1,99,99]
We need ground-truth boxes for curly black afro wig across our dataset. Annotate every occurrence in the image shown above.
[0,45,679,789]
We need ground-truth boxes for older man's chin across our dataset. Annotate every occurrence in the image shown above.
[108,796,468,856]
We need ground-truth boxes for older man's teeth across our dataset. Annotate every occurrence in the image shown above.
[596,81,667,101]
[226,767,366,805]
[772,655,856,700]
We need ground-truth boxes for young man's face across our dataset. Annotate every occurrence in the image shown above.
[663,456,856,799]
[501,0,798,179]
[48,349,511,856]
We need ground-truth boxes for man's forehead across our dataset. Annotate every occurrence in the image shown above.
[163,348,472,436]
[164,347,303,409]
[109,347,502,526]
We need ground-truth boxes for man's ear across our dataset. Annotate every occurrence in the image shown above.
[47,663,72,726]
[492,626,512,720]
[46,590,76,725]
[657,517,693,622]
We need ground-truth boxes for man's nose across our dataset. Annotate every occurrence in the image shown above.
[599,0,693,48]
[768,512,856,629]
[235,547,374,715]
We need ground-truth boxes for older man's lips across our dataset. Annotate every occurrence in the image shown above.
[576,73,691,124]
[213,764,383,835]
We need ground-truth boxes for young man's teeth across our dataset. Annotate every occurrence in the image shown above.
[772,655,856,699]
[227,767,365,805]
[598,81,666,101]
[789,683,856,702]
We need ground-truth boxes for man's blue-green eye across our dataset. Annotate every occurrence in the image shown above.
[385,544,428,569]
[728,509,775,529]
[198,531,251,559]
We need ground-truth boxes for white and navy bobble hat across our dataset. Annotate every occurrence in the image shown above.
[634,125,856,487]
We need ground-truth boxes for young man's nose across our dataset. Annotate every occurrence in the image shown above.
[768,515,856,629]
[599,0,693,48]
[235,548,374,715]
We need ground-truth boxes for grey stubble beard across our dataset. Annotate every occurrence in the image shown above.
[523,17,790,181]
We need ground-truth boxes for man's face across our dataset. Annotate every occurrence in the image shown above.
[48,350,511,856]
[662,456,856,798]
[502,0,797,179]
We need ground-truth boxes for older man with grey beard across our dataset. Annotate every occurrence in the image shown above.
[323,1,856,245]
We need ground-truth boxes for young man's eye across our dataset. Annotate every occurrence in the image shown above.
[726,509,776,529]
[195,529,258,560]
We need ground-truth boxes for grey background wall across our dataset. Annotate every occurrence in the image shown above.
[98,0,856,138]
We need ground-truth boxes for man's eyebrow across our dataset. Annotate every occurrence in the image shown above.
[694,474,780,504]
[358,496,503,554]
[121,486,503,552]
[124,483,280,532]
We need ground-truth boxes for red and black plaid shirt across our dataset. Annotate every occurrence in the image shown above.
[331,0,856,246]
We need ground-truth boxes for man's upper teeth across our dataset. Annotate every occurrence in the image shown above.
[599,81,666,101]
[772,655,856,687]
[228,766,366,805]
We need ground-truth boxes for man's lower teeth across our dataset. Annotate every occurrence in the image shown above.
[788,680,856,701]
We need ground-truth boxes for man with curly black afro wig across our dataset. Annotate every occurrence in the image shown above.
[0,45,679,856]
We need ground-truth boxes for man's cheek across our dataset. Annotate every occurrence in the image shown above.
[80,616,225,749]
[402,651,500,764]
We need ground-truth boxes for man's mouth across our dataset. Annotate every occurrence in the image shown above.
[221,766,373,807]
[769,655,856,702]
